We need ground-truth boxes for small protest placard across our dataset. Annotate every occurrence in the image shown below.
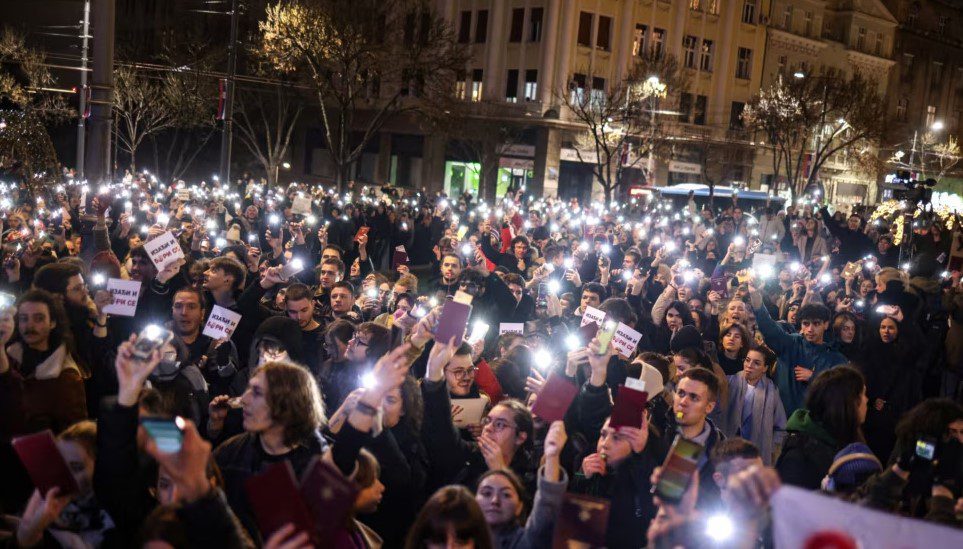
[102,278,141,317]
[499,323,524,335]
[291,196,312,215]
[580,306,605,327]
[612,322,643,357]
[144,232,185,271]
[203,305,242,340]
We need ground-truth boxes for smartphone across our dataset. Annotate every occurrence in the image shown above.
[132,325,174,360]
[653,435,705,503]
[280,258,305,280]
[11,430,80,497]
[596,320,618,354]
[467,321,490,344]
[141,418,185,454]
[915,436,937,461]
[537,283,549,308]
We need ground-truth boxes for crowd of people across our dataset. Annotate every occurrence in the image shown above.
[0,172,961,548]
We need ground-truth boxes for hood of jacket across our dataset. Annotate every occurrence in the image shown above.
[785,409,837,447]
[249,316,304,365]
[7,342,79,380]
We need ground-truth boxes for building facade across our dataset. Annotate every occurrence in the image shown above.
[753,0,897,205]
[880,0,963,194]
[302,0,773,202]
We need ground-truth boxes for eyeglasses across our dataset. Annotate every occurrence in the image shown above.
[480,416,516,432]
[445,366,477,379]
[350,335,369,347]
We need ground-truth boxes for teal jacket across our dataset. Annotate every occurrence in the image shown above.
[753,304,848,414]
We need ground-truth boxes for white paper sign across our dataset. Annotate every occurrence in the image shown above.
[499,322,524,335]
[752,253,779,270]
[101,278,141,317]
[612,322,643,357]
[203,305,242,340]
[580,306,605,327]
[144,231,185,270]
[625,377,646,392]
[772,485,963,547]
[451,398,488,428]
[291,196,312,215]
[176,189,191,201]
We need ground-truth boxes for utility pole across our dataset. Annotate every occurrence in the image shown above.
[219,0,239,185]
[84,0,115,184]
[76,0,91,180]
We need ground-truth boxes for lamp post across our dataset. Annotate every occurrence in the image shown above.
[641,75,667,186]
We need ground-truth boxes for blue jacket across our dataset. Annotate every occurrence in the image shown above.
[753,304,848,414]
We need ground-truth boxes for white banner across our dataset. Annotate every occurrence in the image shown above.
[668,160,702,174]
[772,485,963,548]
[499,322,524,335]
[580,306,605,327]
[612,322,643,357]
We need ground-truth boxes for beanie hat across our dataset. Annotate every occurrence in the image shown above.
[821,442,881,493]
[639,362,664,396]
[670,325,703,353]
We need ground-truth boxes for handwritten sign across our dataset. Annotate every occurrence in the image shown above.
[499,322,524,335]
[291,196,312,215]
[101,278,141,317]
[203,305,242,340]
[144,231,185,271]
[612,322,643,357]
[580,306,605,327]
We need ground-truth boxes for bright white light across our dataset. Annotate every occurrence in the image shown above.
[290,258,303,271]
[902,262,911,270]
[461,243,472,256]
[820,273,831,284]
[563,258,574,269]
[790,261,801,272]
[579,241,589,252]
[92,273,105,286]
[733,236,745,246]
[705,514,735,543]
[533,348,553,372]
[547,280,560,294]
[216,238,227,248]
[269,214,280,225]
[144,324,163,340]
[756,265,774,279]
[565,334,581,351]
[361,372,378,389]
[601,244,612,255]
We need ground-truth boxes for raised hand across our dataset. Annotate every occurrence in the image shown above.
[143,418,213,504]
[426,336,457,382]
[115,336,161,406]
[16,488,72,548]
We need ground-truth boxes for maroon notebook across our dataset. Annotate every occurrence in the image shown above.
[552,493,611,548]
[609,385,648,429]
[435,300,472,347]
[244,461,319,545]
[11,430,79,497]
[392,247,409,269]
[299,457,358,538]
[531,373,578,423]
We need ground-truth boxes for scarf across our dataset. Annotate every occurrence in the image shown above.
[724,373,785,465]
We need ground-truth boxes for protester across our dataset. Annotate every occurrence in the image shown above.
[1,174,961,548]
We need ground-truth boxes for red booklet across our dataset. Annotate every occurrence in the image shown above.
[552,493,611,548]
[609,385,648,429]
[473,359,504,404]
[11,430,80,497]
[531,373,578,423]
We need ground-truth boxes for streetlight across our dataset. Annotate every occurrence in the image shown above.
[793,71,805,79]
[275,161,291,184]
[641,76,667,185]
[931,120,944,132]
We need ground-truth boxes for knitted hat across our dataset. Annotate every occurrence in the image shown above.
[821,443,882,493]
[669,325,703,353]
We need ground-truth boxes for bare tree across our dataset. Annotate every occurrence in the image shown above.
[559,51,685,203]
[888,131,961,184]
[257,0,469,188]
[113,66,176,172]
[0,28,71,194]
[691,128,753,208]
[743,71,886,199]
[424,99,526,201]
[235,83,303,186]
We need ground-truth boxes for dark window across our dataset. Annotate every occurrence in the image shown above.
[577,12,593,47]
[458,11,471,43]
[597,16,612,50]
[530,8,544,42]
[694,95,708,125]
[475,10,488,43]
[506,69,519,101]
[729,101,745,128]
[679,93,693,123]
[592,76,606,90]
[509,8,524,42]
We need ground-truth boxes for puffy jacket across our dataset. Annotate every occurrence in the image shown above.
[775,409,840,490]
